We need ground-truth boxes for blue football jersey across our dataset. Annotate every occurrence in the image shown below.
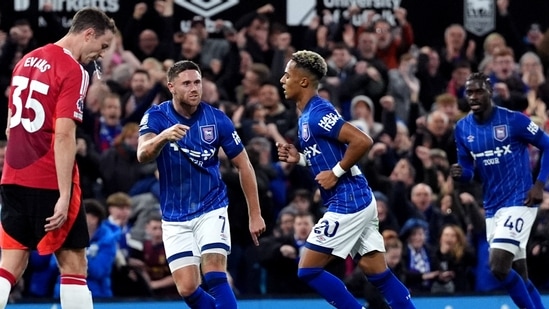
[298,95,372,214]
[455,106,545,217]
[139,101,244,221]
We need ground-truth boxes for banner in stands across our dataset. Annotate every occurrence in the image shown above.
[463,0,496,36]
[1,0,548,49]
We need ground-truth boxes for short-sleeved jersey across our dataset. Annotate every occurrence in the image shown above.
[139,101,244,222]
[2,44,88,189]
[298,95,372,214]
[455,106,546,217]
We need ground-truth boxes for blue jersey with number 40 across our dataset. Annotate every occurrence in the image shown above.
[455,106,547,218]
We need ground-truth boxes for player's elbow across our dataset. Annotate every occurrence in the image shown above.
[136,148,151,163]
[357,133,373,153]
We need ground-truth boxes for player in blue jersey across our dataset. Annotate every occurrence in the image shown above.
[451,72,549,309]
[136,60,266,309]
[276,50,415,309]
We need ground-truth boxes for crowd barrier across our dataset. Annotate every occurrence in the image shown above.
[8,294,549,309]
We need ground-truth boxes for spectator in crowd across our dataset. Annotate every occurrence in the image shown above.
[122,1,175,62]
[412,109,457,170]
[416,46,446,112]
[235,4,275,66]
[81,80,112,142]
[527,191,549,289]
[520,51,549,112]
[120,69,164,124]
[432,224,477,293]
[175,32,203,66]
[388,52,422,126]
[236,62,271,106]
[128,213,178,297]
[100,123,157,197]
[81,199,117,298]
[96,92,123,153]
[103,192,150,298]
[374,191,400,234]
[489,47,529,111]
[431,93,463,125]
[0,19,37,90]
[354,31,389,102]
[372,8,414,70]
[270,207,297,238]
[400,218,440,293]
[350,94,397,142]
[438,24,476,81]
[258,212,345,295]
[23,251,56,298]
[446,61,472,109]
[76,127,102,199]
[100,29,141,80]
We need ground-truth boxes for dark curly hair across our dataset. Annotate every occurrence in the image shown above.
[466,72,493,93]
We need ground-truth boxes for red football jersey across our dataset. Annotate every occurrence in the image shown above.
[2,44,88,189]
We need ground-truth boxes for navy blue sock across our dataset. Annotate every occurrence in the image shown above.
[499,270,535,309]
[367,269,416,309]
[526,279,545,309]
[204,271,237,309]
[298,267,362,309]
[183,287,215,309]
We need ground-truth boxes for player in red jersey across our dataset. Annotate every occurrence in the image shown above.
[0,7,115,308]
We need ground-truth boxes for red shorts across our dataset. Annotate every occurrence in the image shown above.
[0,184,89,255]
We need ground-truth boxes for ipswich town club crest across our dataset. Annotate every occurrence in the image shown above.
[493,125,508,142]
[200,125,217,144]
[301,122,310,142]
[464,0,495,36]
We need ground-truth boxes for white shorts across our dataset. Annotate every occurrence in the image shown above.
[306,198,385,259]
[486,206,537,261]
[162,207,231,272]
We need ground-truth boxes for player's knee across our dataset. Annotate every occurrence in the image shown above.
[358,251,387,275]
[201,252,227,272]
[176,282,200,297]
[56,249,87,276]
[297,267,323,283]
[490,263,510,281]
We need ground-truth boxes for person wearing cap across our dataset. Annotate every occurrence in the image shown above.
[351,94,397,141]
[374,191,400,233]
[188,16,231,74]
[399,218,440,293]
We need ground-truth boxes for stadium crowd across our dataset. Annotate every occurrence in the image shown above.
[1,0,549,304]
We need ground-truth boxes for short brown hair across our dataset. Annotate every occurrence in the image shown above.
[106,192,132,208]
[493,46,514,60]
[435,93,457,107]
[69,7,116,37]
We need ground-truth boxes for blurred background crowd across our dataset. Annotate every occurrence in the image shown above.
[1,0,549,304]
